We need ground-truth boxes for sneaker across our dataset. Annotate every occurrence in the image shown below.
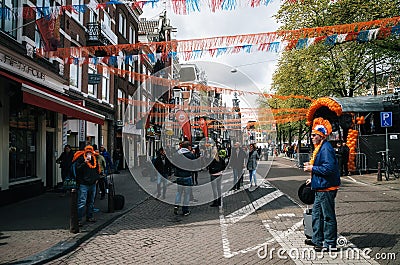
[183,211,191,216]
[314,246,327,252]
[86,217,96,223]
[305,239,318,246]
[174,206,179,215]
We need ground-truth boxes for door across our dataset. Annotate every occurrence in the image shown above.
[46,131,54,189]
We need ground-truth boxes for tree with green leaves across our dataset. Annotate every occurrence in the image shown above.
[259,0,400,151]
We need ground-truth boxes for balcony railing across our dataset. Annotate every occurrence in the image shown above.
[86,22,117,47]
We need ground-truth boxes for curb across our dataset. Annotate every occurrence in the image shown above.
[7,195,152,265]
[345,174,400,187]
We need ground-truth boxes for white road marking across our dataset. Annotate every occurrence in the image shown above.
[262,220,380,264]
[343,176,370,186]
[224,190,284,225]
[219,189,285,258]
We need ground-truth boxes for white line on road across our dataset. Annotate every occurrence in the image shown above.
[219,190,285,258]
[224,190,284,225]
[344,175,370,186]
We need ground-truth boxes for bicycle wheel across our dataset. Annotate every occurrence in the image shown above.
[384,163,390,181]
[390,161,399,179]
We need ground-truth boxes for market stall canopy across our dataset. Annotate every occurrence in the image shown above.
[306,95,387,124]
[331,95,386,113]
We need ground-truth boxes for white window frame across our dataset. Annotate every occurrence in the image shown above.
[117,89,125,121]
[128,95,133,122]
[88,64,97,97]
[119,13,126,38]
[103,11,111,31]
[128,60,135,83]
[101,67,110,102]
[69,63,81,89]
[129,24,135,44]
[1,0,18,38]
[71,0,84,24]
[35,0,51,49]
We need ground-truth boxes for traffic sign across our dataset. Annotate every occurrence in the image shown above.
[380,112,392,127]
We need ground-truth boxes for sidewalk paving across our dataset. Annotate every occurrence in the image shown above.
[0,170,150,265]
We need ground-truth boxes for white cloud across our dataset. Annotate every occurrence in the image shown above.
[142,3,282,92]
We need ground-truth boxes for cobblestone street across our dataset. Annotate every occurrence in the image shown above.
[47,159,399,265]
[2,158,399,265]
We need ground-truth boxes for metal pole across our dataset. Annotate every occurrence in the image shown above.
[70,189,79,233]
[386,127,389,168]
[108,182,115,213]
[377,162,382,181]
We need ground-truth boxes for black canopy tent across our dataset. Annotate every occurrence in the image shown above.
[307,94,400,171]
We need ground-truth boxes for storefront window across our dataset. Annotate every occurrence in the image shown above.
[9,92,38,181]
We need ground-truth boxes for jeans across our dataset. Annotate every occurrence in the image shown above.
[249,169,257,185]
[78,184,97,221]
[114,160,120,172]
[233,168,242,188]
[157,173,168,196]
[312,190,338,248]
[210,175,222,201]
[175,177,192,213]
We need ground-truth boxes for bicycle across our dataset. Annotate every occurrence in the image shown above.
[377,151,399,180]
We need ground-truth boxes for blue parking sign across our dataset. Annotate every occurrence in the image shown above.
[380,112,392,127]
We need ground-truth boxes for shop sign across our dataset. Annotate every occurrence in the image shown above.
[79,120,86,142]
[0,54,46,80]
[88,74,102,84]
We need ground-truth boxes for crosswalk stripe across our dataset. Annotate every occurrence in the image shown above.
[223,190,284,225]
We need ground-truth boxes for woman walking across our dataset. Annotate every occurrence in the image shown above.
[208,147,226,207]
[247,143,260,187]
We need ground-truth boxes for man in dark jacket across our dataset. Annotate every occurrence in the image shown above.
[229,142,247,190]
[154,147,172,199]
[113,147,122,174]
[73,145,101,226]
[100,145,113,175]
[56,145,74,192]
[304,118,340,251]
[172,141,196,216]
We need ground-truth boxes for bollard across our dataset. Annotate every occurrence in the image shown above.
[377,162,382,181]
[70,189,79,233]
[108,182,115,213]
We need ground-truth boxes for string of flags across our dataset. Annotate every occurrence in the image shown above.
[58,22,400,65]
[0,0,280,19]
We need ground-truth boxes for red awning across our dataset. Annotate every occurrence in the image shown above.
[22,84,105,125]
[0,69,105,125]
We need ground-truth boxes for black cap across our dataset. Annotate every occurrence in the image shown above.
[298,182,315,205]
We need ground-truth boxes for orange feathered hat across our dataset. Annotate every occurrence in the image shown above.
[312,117,332,137]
